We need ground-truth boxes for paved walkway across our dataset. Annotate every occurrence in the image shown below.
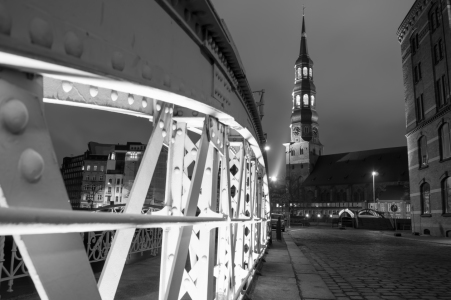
[289,227,451,300]
[251,232,335,300]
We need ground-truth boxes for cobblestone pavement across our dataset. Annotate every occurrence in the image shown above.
[289,227,451,300]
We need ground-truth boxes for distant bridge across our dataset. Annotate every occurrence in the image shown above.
[0,1,271,299]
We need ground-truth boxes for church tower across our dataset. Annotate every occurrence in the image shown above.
[284,13,324,190]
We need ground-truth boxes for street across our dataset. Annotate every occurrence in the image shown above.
[289,227,451,300]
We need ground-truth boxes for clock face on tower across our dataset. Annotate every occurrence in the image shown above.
[293,126,301,136]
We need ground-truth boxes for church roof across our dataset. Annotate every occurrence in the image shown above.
[295,15,313,66]
[303,146,409,186]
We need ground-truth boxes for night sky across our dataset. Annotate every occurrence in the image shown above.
[45,0,415,179]
[210,0,415,179]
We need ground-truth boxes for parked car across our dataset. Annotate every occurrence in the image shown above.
[271,214,286,232]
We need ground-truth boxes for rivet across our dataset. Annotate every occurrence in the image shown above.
[205,167,211,175]
[0,4,11,35]
[177,128,183,135]
[29,18,53,48]
[89,86,98,97]
[64,31,83,58]
[1,99,29,134]
[111,90,118,101]
[174,167,180,174]
[191,148,197,156]
[165,107,169,113]
[159,120,164,128]
[162,130,167,137]
[142,98,148,108]
[112,51,125,71]
[62,81,73,93]
[128,94,134,105]
[142,64,152,80]
[18,149,44,183]
[156,104,161,111]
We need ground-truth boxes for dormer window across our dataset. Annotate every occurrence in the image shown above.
[303,67,308,77]
[303,94,309,106]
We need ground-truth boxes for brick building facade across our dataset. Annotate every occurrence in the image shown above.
[398,0,451,236]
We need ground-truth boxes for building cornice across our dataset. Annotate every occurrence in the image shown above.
[406,103,451,137]
[397,0,430,43]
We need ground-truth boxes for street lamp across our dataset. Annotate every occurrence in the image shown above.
[372,171,378,209]
[264,145,270,151]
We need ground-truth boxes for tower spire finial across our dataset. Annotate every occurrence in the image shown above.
[303,4,305,16]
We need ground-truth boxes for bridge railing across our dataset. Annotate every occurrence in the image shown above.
[0,1,271,299]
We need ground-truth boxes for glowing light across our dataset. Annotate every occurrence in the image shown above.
[372,171,378,176]
[317,214,321,218]
[329,214,332,218]
[306,214,309,218]
[264,146,270,151]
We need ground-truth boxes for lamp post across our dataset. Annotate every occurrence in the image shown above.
[285,142,295,228]
[372,171,378,210]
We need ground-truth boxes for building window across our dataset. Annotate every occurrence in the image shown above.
[297,68,301,79]
[108,178,112,184]
[87,165,91,171]
[416,94,424,121]
[116,187,120,193]
[92,176,96,181]
[303,67,308,77]
[116,179,120,185]
[411,33,419,54]
[291,150,295,156]
[309,68,313,78]
[442,75,448,104]
[311,95,315,107]
[107,187,111,194]
[85,175,89,180]
[97,195,102,200]
[300,148,304,154]
[93,165,97,171]
[303,94,309,106]
[442,177,451,214]
[304,127,309,133]
[437,79,442,105]
[99,175,103,181]
[431,7,441,31]
[291,165,294,170]
[115,196,118,202]
[421,183,431,214]
[440,123,451,159]
[296,95,300,107]
[434,40,444,64]
[418,136,428,167]
[100,165,104,172]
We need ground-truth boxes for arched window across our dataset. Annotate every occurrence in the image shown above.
[442,177,451,214]
[297,68,302,79]
[311,95,315,107]
[300,148,304,154]
[303,67,308,77]
[418,136,428,167]
[440,123,451,159]
[309,68,313,78]
[421,182,431,214]
[303,94,309,106]
[296,95,301,107]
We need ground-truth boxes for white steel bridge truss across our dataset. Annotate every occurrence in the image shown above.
[0,1,272,299]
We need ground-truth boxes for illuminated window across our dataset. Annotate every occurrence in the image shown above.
[440,123,451,159]
[309,68,313,78]
[418,136,428,167]
[100,166,104,172]
[296,95,301,107]
[87,165,91,171]
[303,67,308,77]
[311,95,315,107]
[297,68,302,79]
[93,165,97,171]
[442,177,451,214]
[303,94,309,106]
[421,182,430,214]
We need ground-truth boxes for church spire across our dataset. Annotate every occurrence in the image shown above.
[299,14,309,58]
